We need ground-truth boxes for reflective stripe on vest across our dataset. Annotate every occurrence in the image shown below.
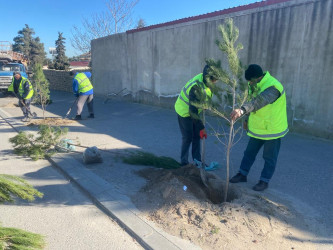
[175,73,212,117]
[247,71,288,140]
[75,73,93,93]
[8,77,34,99]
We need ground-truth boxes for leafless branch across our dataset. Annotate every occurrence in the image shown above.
[71,0,139,54]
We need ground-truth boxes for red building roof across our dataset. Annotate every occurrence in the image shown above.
[127,0,293,34]
[70,61,90,67]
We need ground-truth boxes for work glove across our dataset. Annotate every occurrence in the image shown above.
[200,129,207,139]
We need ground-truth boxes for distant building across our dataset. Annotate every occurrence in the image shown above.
[79,51,91,61]
[69,51,91,69]
[69,61,90,69]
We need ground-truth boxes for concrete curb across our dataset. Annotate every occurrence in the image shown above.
[48,153,181,250]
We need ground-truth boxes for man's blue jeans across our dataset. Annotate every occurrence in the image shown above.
[177,115,201,166]
[239,137,281,183]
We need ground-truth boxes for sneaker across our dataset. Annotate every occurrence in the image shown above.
[230,173,247,183]
[74,115,82,120]
[252,180,268,191]
[88,113,94,118]
[21,117,31,122]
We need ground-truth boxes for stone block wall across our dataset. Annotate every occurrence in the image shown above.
[43,69,91,93]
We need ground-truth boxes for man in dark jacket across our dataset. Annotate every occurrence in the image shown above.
[230,64,288,191]
[8,71,34,122]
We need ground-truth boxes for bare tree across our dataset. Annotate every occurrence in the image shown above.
[71,0,139,53]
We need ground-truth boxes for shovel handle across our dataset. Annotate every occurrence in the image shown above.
[201,110,206,166]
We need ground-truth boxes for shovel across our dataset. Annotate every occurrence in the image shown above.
[199,110,209,188]
[64,97,78,119]
[13,92,37,118]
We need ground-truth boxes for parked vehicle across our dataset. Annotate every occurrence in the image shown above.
[0,41,29,94]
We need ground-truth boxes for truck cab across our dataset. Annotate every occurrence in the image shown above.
[0,41,29,94]
[0,62,28,93]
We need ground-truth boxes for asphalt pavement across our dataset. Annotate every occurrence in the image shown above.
[0,90,332,249]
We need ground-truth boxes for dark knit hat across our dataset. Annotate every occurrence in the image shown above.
[203,64,218,82]
[69,70,77,76]
[13,71,21,76]
[245,64,263,81]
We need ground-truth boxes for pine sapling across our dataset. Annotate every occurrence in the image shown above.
[32,63,50,119]
[193,18,248,202]
[9,124,68,161]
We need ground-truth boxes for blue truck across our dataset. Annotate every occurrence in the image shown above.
[0,41,29,94]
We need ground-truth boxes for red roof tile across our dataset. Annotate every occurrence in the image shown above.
[70,61,90,67]
[127,0,293,34]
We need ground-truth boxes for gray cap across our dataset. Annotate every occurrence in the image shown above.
[13,71,21,76]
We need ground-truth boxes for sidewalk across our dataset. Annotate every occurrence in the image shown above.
[1,90,332,248]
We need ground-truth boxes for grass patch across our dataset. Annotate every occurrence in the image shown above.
[122,151,180,169]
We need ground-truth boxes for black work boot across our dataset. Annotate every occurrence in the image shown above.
[230,173,247,183]
[252,180,268,191]
[74,115,82,120]
[88,113,94,118]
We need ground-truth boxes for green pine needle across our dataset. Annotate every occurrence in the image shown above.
[0,226,45,250]
[0,175,43,203]
[9,125,68,161]
[122,151,180,169]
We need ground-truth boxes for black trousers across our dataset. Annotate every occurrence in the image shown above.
[177,115,201,165]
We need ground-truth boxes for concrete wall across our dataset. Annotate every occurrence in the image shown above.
[91,0,333,139]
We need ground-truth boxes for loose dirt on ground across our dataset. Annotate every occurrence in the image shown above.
[131,165,323,250]
[0,102,18,108]
[27,117,76,126]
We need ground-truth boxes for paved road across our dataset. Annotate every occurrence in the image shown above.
[1,91,332,244]
[0,115,143,250]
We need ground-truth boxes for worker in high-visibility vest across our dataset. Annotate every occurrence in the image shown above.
[230,64,288,191]
[8,71,34,122]
[70,70,94,120]
[175,65,218,167]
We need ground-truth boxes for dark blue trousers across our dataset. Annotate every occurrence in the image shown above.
[177,115,201,166]
[19,98,31,118]
[239,137,281,183]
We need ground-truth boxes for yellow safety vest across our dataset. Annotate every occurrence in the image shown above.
[8,76,34,99]
[75,73,93,94]
[247,71,288,140]
[175,73,212,117]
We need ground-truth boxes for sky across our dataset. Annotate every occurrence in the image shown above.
[0,0,260,58]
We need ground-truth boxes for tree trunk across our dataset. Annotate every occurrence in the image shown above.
[224,120,234,202]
